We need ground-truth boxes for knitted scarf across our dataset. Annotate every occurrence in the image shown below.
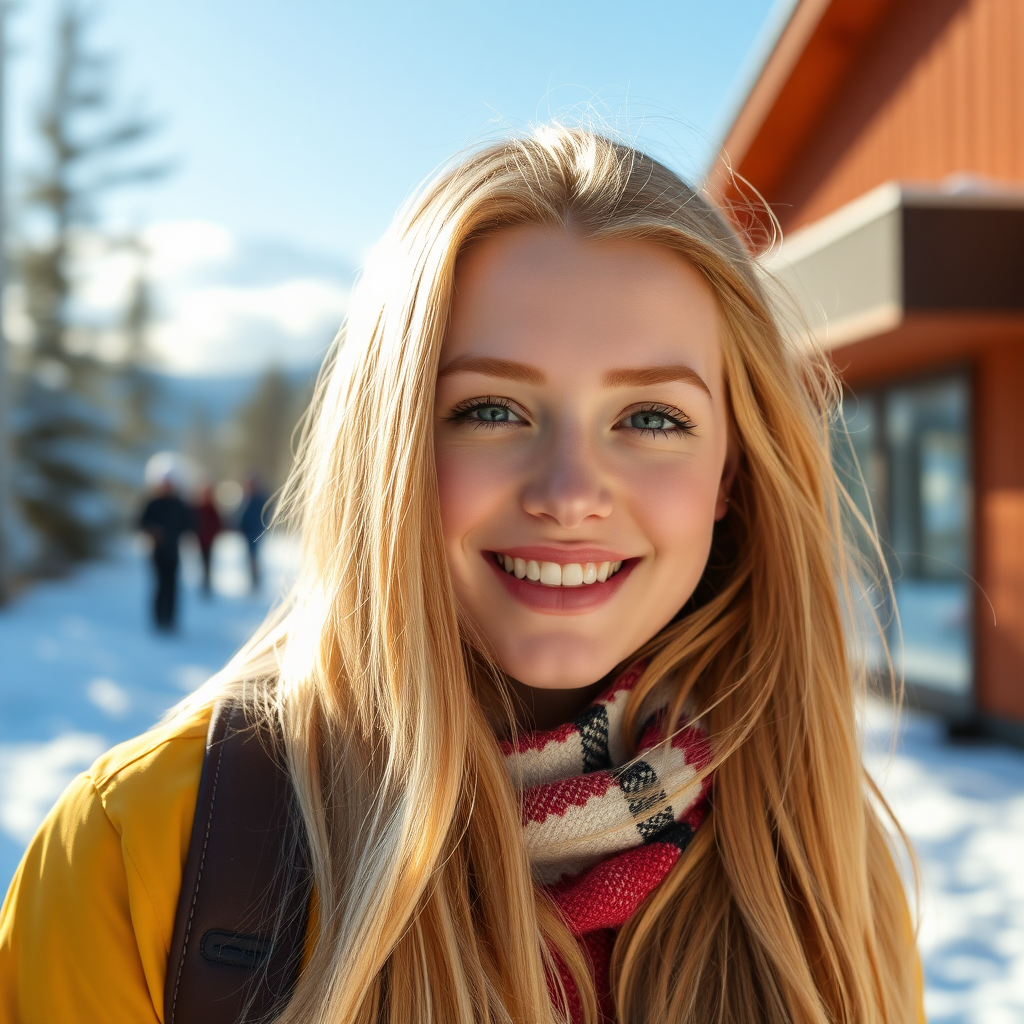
[501,662,712,1023]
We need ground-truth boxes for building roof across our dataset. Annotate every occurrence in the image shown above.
[708,0,900,205]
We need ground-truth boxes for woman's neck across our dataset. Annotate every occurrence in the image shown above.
[507,676,608,732]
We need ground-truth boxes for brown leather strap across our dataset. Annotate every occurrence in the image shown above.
[165,700,311,1023]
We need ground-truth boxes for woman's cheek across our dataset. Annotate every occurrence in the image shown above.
[628,460,720,572]
[434,444,515,551]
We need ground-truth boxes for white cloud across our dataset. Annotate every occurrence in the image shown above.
[6,219,351,375]
[144,220,352,373]
[146,220,351,374]
[150,274,348,375]
[144,220,236,277]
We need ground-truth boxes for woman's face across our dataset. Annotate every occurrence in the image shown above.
[434,225,736,691]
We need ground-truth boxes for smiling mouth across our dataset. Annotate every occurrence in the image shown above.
[491,551,625,587]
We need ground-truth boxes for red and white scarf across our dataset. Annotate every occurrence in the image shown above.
[501,662,712,1022]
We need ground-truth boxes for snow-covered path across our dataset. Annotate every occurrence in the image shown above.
[0,533,298,882]
[1,544,1022,1020]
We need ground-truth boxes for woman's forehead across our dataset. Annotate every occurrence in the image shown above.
[442,225,724,393]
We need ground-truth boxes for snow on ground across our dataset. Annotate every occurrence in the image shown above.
[863,701,1024,1022]
[1,543,1023,1019]
[0,532,298,882]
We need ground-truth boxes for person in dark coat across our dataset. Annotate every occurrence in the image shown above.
[138,473,195,631]
[237,476,269,592]
[192,484,223,597]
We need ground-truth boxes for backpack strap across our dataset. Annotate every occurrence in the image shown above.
[165,700,311,1024]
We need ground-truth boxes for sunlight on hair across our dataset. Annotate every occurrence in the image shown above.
[158,122,919,1024]
[534,124,566,152]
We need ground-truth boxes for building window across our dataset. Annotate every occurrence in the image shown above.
[839,374,973,699]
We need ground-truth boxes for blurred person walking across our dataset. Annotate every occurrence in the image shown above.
[237,475,268,592]
[138,472,194,631]
[191,484,222,597]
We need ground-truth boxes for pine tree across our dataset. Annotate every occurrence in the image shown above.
[225,367,310,495]
[106,239,164,520]
[183,401,221,482]
[13,2,167,570]
[116,243,161,459]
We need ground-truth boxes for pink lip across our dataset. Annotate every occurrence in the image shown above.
[492,545,629,564]
[486,554,638,615]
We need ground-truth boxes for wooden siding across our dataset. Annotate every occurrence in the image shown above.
[722,0,1024,725]
[974,342,1024,722]
[712,0,896,208]
[774,0,1024,231]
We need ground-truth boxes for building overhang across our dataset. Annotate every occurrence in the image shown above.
[709,0,899,205]
[771,181,1024,365]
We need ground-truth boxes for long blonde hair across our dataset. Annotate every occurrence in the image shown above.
[174,126,919,1023]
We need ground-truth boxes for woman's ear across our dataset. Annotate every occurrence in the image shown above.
[714,433,741,521]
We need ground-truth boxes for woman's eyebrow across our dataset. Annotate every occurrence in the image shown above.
[603,365,712,397]
[437,355,545,384]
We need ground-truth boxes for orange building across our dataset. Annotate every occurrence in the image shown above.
[712,0,1024,741]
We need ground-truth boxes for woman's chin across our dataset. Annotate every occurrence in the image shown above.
[494,638,624,692]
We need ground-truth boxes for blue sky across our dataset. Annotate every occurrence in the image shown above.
[7,0,784,373]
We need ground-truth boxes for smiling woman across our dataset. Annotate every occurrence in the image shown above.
[0,127,924,1024]
[435,228,736,696]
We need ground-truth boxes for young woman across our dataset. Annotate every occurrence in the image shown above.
[0,126,923,1023]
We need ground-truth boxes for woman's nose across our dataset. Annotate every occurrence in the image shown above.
[520,434,613,528]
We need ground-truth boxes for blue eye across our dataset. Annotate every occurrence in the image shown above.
[628,411,674,431]
[619,405,695,437]
[473,404,515,422]
[449,398,524,428]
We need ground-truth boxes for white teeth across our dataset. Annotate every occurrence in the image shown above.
[539,561,562,586]
[561,563,584,586]
[495,553,625,587]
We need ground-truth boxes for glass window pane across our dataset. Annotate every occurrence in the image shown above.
[920,428,969,575]
[884,376,972,696]
[837,391,887,676]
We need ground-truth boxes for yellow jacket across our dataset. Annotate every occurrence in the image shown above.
[0,708,211,1024]
[1,707,928,1024]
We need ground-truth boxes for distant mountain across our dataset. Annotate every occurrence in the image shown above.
[147,364,321,441]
